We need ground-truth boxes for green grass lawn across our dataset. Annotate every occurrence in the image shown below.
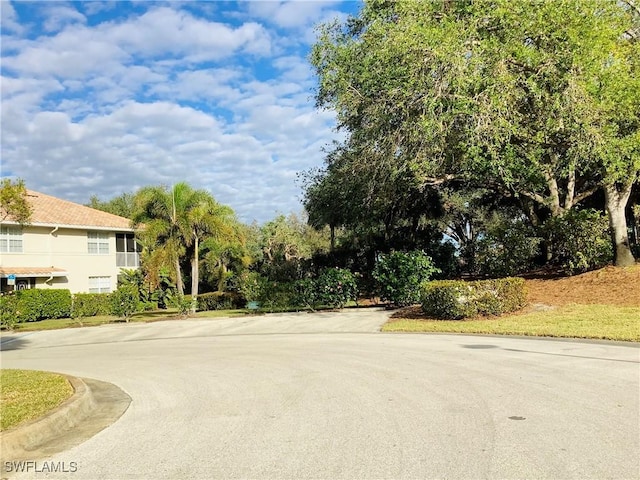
[6,303,361,332]
[5,303,638,341]
[0,369,74,431]
[382,304,640,342]
[9,308,247,332]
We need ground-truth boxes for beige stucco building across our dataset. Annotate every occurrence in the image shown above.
[1,190,139,293]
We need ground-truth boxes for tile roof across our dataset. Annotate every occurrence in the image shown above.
[0,267,67,278]
[3,190,133,230]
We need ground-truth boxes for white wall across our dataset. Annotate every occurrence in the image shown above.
[1,226,132,293]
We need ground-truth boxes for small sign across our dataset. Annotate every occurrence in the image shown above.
[7,274,16,286]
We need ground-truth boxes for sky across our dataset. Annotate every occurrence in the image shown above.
[0,0,360,223]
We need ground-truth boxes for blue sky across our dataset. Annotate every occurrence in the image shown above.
[1,1,361,222]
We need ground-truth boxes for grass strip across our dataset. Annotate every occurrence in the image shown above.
[0,369,74,431]
[10,309,247,332]
[382,304,640,342]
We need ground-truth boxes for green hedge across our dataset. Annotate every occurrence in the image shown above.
[0,295,20,329]
[314,268,358,309]
[110,286,140,322]
[196,292,245,311]
[14,289,72,322]
[72,293,112,318]
[421,278,526,319]
[372,250,439,306]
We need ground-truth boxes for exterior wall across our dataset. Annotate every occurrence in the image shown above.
[1,225,134,293]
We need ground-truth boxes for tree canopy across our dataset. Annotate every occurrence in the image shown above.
[310,0,639,266]
[0,179,32,225]
[132,183,237,309]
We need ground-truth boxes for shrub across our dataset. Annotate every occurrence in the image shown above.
[240,270,358,311]
[110,286,140,322]
[72,293,112,318]
[140,301,158,311]
[421,281,477,319]
[373,251,440,306]
[474,219,540,277]
[258,282,298,311]
[421,277,526,319]
[14,289,72,322]
[196,292,244,311]
[315,268,358,309]
[292,279,318,310]
[238,272,265,303]
[0,294,19,330]
[544,209,613,274]
[170,293,193,317]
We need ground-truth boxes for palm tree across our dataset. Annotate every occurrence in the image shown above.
[133,183,190,295]
[184,196,235,305]
[202,223,251,293]
[133,183,237,311]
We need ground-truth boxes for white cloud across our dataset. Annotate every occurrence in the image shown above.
[80,1,117,17]
[3,7,272,79]
[246,1,342,29]
[3,29,129,78]
[148,68,244,105]
[0,2,349,222]
[0,1,24,34]
[42,4,87,33]
[106,8,272,61]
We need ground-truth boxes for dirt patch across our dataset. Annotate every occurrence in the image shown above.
[390,264,640,320]
[525,264,640,307]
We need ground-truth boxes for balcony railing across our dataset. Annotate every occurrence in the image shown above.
[116,252,140,267]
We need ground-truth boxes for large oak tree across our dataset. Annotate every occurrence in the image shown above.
[311,0,638,266]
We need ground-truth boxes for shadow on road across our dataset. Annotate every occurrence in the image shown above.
[0,334,30,351]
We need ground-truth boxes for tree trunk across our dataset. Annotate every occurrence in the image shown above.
[604,183,636,267]
[217,264,227,293]
[330,224,335,251]
[175,258,184,296]
[190,234,199,313]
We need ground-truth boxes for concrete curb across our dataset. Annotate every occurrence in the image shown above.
[1,375,96,460]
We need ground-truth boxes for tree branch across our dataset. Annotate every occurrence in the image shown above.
[572,185,600,205]
[565,166,576,210]
[518,190,548,207]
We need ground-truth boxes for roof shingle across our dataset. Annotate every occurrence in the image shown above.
[3,190,133,230]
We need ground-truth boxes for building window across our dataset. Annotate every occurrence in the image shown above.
[116,233,140,267]
[0,226,23,253]
[89,276,111,293]
[88,232,109,254]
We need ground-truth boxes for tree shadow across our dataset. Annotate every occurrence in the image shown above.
[0,334,30,351]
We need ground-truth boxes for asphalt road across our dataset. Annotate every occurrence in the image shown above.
[1,309,638,479]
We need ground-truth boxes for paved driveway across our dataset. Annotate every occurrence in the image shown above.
[1,309,638,479]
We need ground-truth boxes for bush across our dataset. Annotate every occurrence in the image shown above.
[238,272,265,303]
[110,286,140,322]
[544,209,613,274]
[170,293,193,317]
[421,281,477,319]
[292,279,318,310]
[72,293,112,318]
[373,251,440,306]
[0,294,19,330]
[14,289,72,322]
[140,301,158,311]
[258,282,298,311]
[315,268,358,309]
[196,292,244,311]
[240,269,358,311]
[474,220,540,277]
[421,277,526,319]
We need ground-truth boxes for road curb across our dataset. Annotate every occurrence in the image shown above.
[0,375,96,461]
